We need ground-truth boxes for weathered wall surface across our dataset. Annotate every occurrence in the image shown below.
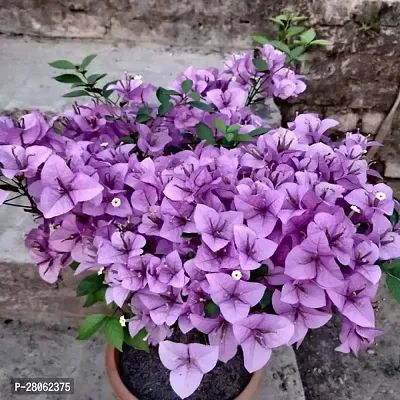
[0,0,400,175]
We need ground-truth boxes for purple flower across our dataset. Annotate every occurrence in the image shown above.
[272,290,332,346]
[205,273,265,323]
[0,145,52,179]
[192,243,240,273]
[281,280,326,308]
[38,155,103,218]
[285,233,343,288]
[233,313,294,372]
[193,204,243,252]
[206,87,246,115]
[190,315,237,362]
[344,183,394,217]
[369,213,400,260]
[97,231,146,265]
[234,189,284,237]
[335,318,383,354]
[350,241,381,284]
[147,250,188,293]
[159,341,219,399]
[233,225,277,270]
[327,274,377,328]
[307,211,354,265]
[288,113,338,144]
[137,124,172,156]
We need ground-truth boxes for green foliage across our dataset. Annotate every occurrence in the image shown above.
[259,289,272,309]
[80,54,97,71]
[253,13,331,65]
[83,287,106,307]
[77,314,107,340]
[124,328,149,351]
[49,60,76,70]
[76,273,105,297]
[196,123,216,145]
[69,261,80,271]
[104,317,124,352]
[181,79,193,93]
[204,300,220,317]
[188,101,214,112]
[63,90,90,98]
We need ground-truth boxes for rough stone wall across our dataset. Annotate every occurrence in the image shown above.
[1,0,400,177]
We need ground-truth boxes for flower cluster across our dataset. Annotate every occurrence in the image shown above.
[0,44,399,399]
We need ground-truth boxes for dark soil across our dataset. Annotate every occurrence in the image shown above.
[119,344,251,400]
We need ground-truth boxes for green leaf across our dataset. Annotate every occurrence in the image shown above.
[292,16,308,23]
[213,119,227,133]
[120,136,136,144]
[195,123,216,145]
[188,91,201,102]
[54,74,84,84]
[156,87,171,104]
[80,54,97,71]
[248,127,270,136]
[188,101,214,112]
[204,300,220,317]
[253,35,269,45]
[71,82,88,88]
[310,39,332,46]
[269,40,291,55]
[83,287,106,307]
[124,328,149,351]
[250,264,269,281]
[286,26,306,38]
[77,314,107,340]
[104,317,124,352]
[389,209,399,226]
[70,261,80,271]
[76,273,104,297]
[233,133,254,142]
[227,124,241,134]
[300,29,317,44]
[83,293,97,308]
[268,17,286,27]
[382,259,400,272]
[225,132,235,142]
[87,73,107,85]
[259,290,272,308]
[158,101,173,116]
[387,268,400,303]
[49,60,76,70]
[252,58,269,72]
[181,79,193,93]
[136,114,152,123]
[62,90,90,98]
[290,46,306,59]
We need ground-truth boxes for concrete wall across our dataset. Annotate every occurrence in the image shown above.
[1,0,400,176]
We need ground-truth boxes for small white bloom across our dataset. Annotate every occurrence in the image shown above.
[363,150,368,154]
[231,270,242,280]
[134,74,143,80]
[350,205,361,214]
[111,197,121,208]
[100,142,109,148]
[376,192,387,201]
[231,76,237,82]
[119,316,126,327]
[98,267,104,275]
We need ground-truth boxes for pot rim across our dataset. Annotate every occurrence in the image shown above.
[105,344,264,400]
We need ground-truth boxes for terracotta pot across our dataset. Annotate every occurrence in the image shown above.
[105,344,264,400]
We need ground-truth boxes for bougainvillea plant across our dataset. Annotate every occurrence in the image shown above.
[1,44,400,399]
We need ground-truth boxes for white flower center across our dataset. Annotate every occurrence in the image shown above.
[100,142,109,148]
[98,267,104,275]
[134,75,143,80]
[231,76,237,82]
[350,205,361,214]
[119,316,126,327]
[376,192,386,201]
[111,197,121,208]
[231,270,242,280]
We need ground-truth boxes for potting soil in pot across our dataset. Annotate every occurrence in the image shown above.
[119,344,252,400]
